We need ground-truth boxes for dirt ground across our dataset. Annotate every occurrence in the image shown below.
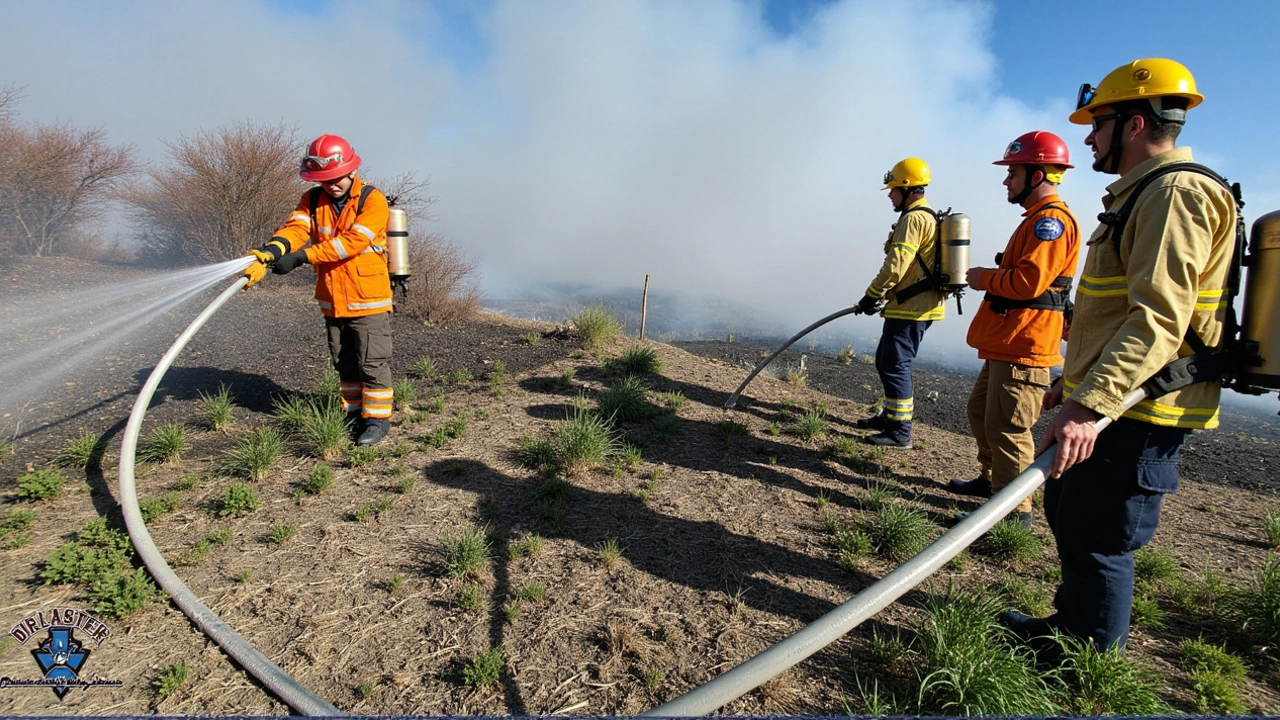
[0,257,1278,715]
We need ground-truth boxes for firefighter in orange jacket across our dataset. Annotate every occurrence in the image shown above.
[947,132,1080,529]
[244,134,395,446]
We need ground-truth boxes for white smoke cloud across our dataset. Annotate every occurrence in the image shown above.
[0,0,1121,360]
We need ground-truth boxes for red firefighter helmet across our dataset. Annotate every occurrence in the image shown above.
[992,131,1073,168]
[300,134,362,182]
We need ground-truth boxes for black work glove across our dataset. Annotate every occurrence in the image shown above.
[855,294,878,315]
[272,250,308,275]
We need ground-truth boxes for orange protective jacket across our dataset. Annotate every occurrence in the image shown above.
[268,175,392,318]
[965,194,1080,367]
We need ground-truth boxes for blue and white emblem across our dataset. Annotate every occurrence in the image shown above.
[1034,217,1064,241]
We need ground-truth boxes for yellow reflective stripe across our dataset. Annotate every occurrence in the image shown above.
[1195,288,1226,310]
[1078,274,1128,297]
[883,307,944,321]
[1063,378,1219,428]
[890,241,919,253]
[866,286,885,299]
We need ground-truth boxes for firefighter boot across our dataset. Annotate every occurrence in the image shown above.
[357,418,390,446]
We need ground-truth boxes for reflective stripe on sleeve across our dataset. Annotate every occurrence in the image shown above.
[329,238,349,259]
[352,223,376,241]
[1195,288,1226,311]
[1077,274,1129,298]
[290,212,312,226]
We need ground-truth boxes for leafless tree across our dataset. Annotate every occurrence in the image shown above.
[367,172,482,324]
[0,94,136,257]
[123,121,304,265]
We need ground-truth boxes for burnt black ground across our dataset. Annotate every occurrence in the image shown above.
[675,339,1280,493]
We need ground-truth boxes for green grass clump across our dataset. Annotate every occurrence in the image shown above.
[347,445,382,466]
[869,504,931,561]
[1233,554,1280,643]
[139,492,182,523]
[598,376,654,423]
[305,465,334,495]
[597,538,623,569]
[984,518,1043,563]
[410,357,438,381]
[552,407,622,476]
[0,437,11,461]
[570,306,621,352]
[1129,588,1167,629]
[914,588,1055,716]
[1055,636,1172,715]
[175,474,201,491]
[715,419,750,448]
[463,648,505,686]
[1133,546,1179,586]
[216,483,261,518]
[867,627,910,667]
[1262,509,1280,548]
[613,345,663,376]
[315,367,341,396]
[393,379,418,411]
[0,508,36,549]
[222,427,285,480]
[444,524,490,578]
[790,410,829,443]
[837,345,855,364]
[152,661,190,703]
[518,435,557,472]
[138,423,189,464]
[997,574,1052,617]
[450,368,473,384]
[454,584,484,611]
[51,430,107,470]
[269,522,298,545]
[379,573,404,593]
[179,529,232,565]
[654,391,687,415]
[520,332,542,345]
[41,518,160,618]
[198,384,236,430]
[17,469,66,502]
[1180,638,1247,714]
[394,476,416,494]
[514,582,547,604]
[507,534,545,560]
[424,416,469,449]
[836,529,873,572]
[90,567,162,619]
[296,398,351,460]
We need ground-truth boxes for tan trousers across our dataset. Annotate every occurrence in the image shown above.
[967,360,1051,514]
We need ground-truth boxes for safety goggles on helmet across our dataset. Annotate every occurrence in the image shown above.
[882,170,895,186]
[303,153,344,171]
[1076,83,1096,111]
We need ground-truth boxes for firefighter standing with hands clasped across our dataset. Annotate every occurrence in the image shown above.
[948,132,1080,529]
[244,134,396,446]
[853,158,947,449]
[1001,59,1237,658]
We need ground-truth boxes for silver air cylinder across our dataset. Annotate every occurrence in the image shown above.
[1240,209,1280,389]
[939,212,971,290]
[387,208,411,279]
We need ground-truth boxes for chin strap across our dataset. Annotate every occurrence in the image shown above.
[1009,166,1045,205]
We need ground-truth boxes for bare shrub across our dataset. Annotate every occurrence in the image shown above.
[0,88,137,257]
[370,172,481,324]
[122,121,304,265]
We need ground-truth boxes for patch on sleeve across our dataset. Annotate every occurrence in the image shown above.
[1033,217,1065,241]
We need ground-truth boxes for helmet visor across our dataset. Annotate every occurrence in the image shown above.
[1076,83,1096,111]
[303,153,343,171]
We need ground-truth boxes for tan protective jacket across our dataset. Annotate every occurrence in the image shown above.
[865,198,946,321]
[1064,148,1236,429]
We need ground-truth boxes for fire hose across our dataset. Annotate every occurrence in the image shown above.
[646,387,1147,716]
[118,272,342,716]
[724,306,861,409]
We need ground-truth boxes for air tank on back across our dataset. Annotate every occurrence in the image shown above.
[386,208,411,280]
[1239,209,1280,390]
[939,212,971,291]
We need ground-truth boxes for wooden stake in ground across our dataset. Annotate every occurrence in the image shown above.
[640,274,650,339]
